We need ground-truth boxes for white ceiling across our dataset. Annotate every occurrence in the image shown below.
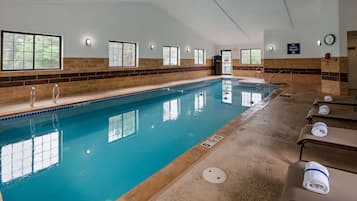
[152,0,321,45]
[2,0,321,46]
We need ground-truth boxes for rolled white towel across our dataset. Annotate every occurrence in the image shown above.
[303,161,330,195]
[313,122,327,129]
[311,122,328,137]
[324,96,333,102]
[318,105,330,115]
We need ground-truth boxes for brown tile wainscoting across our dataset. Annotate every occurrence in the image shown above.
[0,66,213,88]
[0,68,214,104]
[233,66,263,71]
[321,57,348,73]
[232,59,264,66]
[321,72,348,82]
[263,73,321,87]
[321,80,349,96]
[233,66,321,74]
[264,68,321,74]
[0,58,213,75]
[320,57,349,96]
[232,66,264,78]
[0,57,215,103]
[264,58,321,69]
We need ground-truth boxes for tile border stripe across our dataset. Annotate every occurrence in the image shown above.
[0,66,214,88]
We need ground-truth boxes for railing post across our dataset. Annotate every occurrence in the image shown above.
[30,87,36,107]
[52,84,60,104]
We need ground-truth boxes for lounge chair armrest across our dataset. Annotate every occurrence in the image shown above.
[313,98,319,105]
[305,108,315,120]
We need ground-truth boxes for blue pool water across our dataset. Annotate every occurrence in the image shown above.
[0,79,278,201]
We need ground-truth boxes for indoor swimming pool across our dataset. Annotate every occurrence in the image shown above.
[0,79,278,201]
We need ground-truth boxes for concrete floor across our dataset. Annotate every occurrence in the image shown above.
[153,86,357,201]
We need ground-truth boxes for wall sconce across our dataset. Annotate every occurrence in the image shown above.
[186,47,191,52]
[268,46,274,52]
[85,38,91,47]
[317,40,322,46]
[149,44,155,50]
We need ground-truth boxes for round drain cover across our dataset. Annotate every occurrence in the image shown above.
[202,167,227,184]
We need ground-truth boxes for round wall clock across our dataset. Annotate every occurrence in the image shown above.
[324,34,336,45]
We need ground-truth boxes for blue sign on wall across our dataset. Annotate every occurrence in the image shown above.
[287,43,300,54]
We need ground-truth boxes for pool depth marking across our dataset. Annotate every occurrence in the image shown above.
[201,135,224,149]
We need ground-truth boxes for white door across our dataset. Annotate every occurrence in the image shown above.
[348,37,357,89]
[221,50,232,75]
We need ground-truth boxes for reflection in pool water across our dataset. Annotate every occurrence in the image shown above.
[194,91,207,113]
[1,131,61,184]
[163,98,181,122]
[222,80,233,104]
[241,91,262,107]
[108,110,139,143]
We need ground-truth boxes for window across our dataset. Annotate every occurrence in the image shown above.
[240,49,261,65]
[194,49,205,65]
[109,41,137,67]
[163,46,179,66]
[1,31,61,71]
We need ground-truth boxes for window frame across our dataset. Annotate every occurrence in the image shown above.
[194,48,205,65]
[108,40,137,68]
[1,30,62,71]
[240,48,262,65]
[163,46,179,66]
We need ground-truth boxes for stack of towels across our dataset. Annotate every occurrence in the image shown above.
[324,95,333,102]
[318,105,330,115]
[303,161,330,195]
[311,122,328,137]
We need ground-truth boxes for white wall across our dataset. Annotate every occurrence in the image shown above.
[317,0,341,58]
[262,0,357,59]
[264,28,321,59]
[339,0,357,89]
[215,42,264,59]
[339,0,357,57]
[0,2,216,59]
[262,0,322,59]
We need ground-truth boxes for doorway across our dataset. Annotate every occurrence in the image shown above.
[348,31,357,90]
[221,50,232,75]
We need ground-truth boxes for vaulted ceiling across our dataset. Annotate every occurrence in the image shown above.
[2,0,321,46]
[152,0,321,45]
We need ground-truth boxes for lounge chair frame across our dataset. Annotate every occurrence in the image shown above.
[297,125,357,173]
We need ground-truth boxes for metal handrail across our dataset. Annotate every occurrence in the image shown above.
[255,68,264,79]
[29,87,36,107]
[269,70,284,84]
[52,84,60,104]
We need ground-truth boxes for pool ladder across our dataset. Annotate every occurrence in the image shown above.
[52,84,60,104]
[29,87,36,107]
[269,70,283,84]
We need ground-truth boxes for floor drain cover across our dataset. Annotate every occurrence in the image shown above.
[202,167,227,184]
